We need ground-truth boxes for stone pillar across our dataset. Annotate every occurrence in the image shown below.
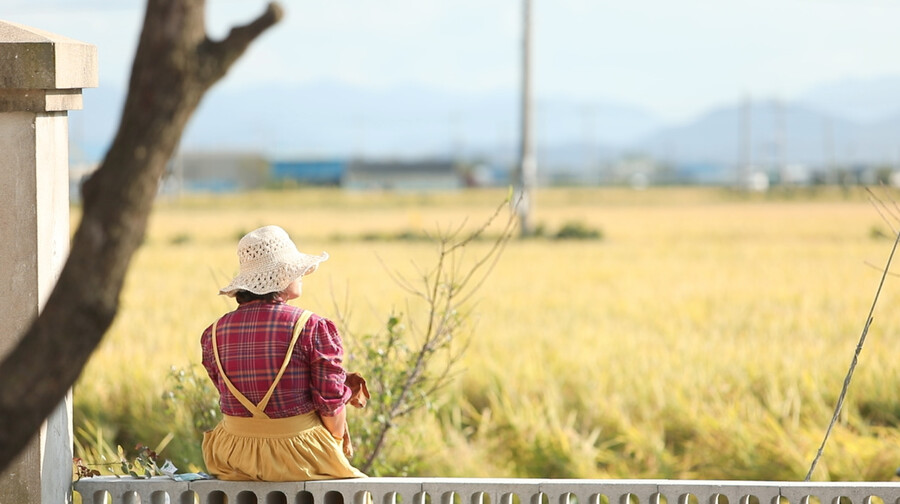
[0,20,97,504]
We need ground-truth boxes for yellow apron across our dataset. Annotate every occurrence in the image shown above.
[202,310,366,481]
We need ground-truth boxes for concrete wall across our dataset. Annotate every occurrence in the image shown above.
[0,19,97,504]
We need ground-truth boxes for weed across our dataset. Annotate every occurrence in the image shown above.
[554,221,603,240]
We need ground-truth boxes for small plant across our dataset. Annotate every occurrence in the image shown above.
[336,198,517,475]
[359,230,430,242]
[554,220,603,240]
[162,365,221,434]
[869,225,890,240]
[121,443,162,479]
[73,457,100,480]
[72,441,169,479]
[169,233,193,245]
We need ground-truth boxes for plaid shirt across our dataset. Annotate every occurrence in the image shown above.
[201,300,350,418]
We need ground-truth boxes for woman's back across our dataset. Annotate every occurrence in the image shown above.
[201,300,349,419]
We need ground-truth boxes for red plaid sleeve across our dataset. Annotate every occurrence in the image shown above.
[303,315,351,417]
[201,327,218,386]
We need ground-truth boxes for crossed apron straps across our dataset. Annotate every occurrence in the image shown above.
[211,309,315,419]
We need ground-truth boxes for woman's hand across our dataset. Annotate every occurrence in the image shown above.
[342,427,354,458]
[320,407,347,440]
[321,408,354,458]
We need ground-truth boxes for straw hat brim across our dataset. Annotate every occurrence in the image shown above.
[219,250,328,296]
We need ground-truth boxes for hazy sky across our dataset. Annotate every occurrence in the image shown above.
[6,0,900,122]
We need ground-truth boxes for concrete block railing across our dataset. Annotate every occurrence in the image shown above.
[73,477,900,504]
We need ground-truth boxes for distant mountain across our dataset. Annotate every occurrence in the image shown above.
[639,102,855,166]
[181,81,664,162]
[637,101,866,168]
[68,77,900,172]
[68,80,662,164]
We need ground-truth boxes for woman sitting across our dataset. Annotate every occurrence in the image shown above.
[200,225,366,481]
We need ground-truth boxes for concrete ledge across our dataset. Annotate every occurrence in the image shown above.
[0,20,98,90]
[73,476,900,504]
[0,88,83,112]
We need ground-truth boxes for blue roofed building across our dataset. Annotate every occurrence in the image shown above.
[342,159,464,190]
[271,159,347,186]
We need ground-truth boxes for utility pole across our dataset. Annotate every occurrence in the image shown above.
[738,94,751,189]
[773,98,787,187]
[823,118,835,184]
[514,0,536,237]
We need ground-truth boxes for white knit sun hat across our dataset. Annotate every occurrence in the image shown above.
[219,225,328,296]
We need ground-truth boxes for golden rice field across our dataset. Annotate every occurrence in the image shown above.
[73,186,900,482]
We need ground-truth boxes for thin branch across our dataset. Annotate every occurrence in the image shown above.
[863,261,900,277]
[376,253,424,297]
[866,188,899,236]
[805,226,900,481]
[869,186,900,227]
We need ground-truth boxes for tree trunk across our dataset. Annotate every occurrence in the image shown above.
[0,0,282,472]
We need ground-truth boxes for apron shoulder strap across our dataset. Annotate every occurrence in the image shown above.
[211,320,269,419]
[256,309,315,412]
